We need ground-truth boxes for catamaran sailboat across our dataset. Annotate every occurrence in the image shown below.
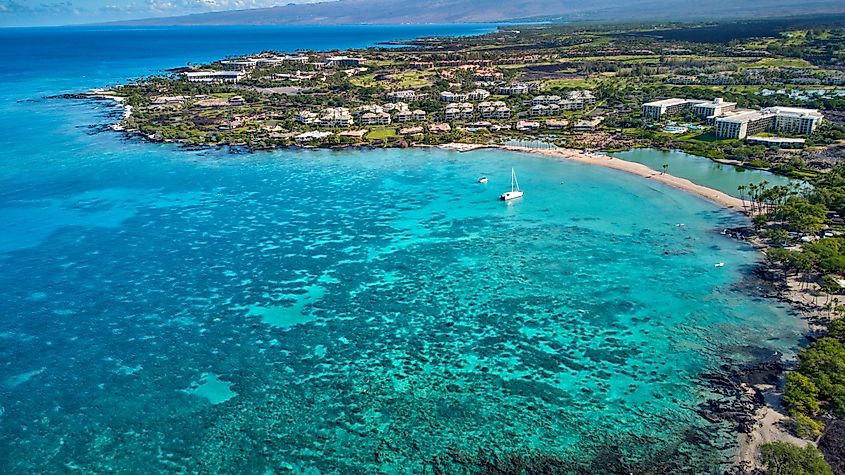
[499,168,524,201]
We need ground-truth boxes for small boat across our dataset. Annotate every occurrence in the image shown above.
[714,262,725,267]
[478,176,488,184]
[500,168,524,201]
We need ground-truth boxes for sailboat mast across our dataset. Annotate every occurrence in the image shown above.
[511,168,515,192]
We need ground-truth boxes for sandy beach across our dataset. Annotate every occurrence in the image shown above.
[450,143,750,213]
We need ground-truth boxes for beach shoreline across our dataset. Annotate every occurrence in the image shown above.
[440,142,750,214]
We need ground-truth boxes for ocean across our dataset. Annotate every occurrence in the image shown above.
[0,25,805,473]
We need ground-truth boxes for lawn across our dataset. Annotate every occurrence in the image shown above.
[365,127,398,140]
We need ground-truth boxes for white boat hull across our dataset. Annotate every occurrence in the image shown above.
[500,191,524,201]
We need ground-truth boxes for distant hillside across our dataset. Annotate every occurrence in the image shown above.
[109,0,845,26]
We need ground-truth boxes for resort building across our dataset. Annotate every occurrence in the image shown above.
[295,131,333,142]
[324,56,364,67]
[228,96,246,106]
[429,123,452,134]
[545,119,570,130]
[532,95,562,105]
[182,71,245,84]
[338,130,368,139]
[574,117,604,131]
[568,90,596,104]
[440,91,468,103]
[220,60,257,71]
[355,105,384,116]
[715,107,823,139]
[478,101,510,119]
[319,107,354,128]
[296,111,320,125]
[690,98,737,120]
[641,98,704,120]
[359,112,392,126]
[516,120,540,131]
[467,89,491,101]
[387,90,417,101]
[399,126,424,135]
[413,109,427,121]
[499,84,530,95]
[746,136,806,148]
[530,104,561,117]
[559,99,585,111]
[394,110,413,122]
[445,103,474,121]
[383,102,409,113]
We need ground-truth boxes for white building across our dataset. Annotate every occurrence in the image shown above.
[359,112,392,126]
[478,101,510,119]
[715,107,823,139]
[445,103,474,121]
[440,91,468,103]
[499,84,530,95]
[530,104,560,116]
[467,89,491,101]
[182,71,245,84]
[691,98,737,120]
[387,90,417,101]
[296,111,320,125]
[641,98,703,120]
[319,107,354,127]
[568,90,596,104]
[324,56,364,67]
[532,95,562,105]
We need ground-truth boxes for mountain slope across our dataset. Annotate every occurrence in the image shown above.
[110,0,845,26]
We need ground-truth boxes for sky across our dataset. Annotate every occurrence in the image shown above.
[0,0,321,26]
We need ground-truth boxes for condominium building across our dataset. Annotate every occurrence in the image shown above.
[319,107,354,128]
[478,101,511,119]
[445,103,474,121]
[530,104,560,116]
[498,84,530,95]
[386,90,417,101]
[440,91,468,103]
[359,112,392,126]
[296,111,320,125]
[691,98,737,120]
[467,89,491,101]
[641,98,703,120]
[715,107,823,139]
[182,71,245,84]
[531,95,561,105]
[568,90,596,104]
[324,56,363,67]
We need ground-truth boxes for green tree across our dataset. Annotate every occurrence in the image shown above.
[774,197,827,234]
[784,372,821,416]
[760,442,833,475]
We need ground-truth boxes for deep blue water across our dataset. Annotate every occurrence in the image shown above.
[0,26,806,473]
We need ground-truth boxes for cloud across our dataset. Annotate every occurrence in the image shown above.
[0,1,78,14]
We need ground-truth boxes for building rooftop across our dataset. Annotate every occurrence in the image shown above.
[643,98,690,107]
[693,98,737,108]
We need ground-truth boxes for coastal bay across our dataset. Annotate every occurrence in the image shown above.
[0,24,827,473]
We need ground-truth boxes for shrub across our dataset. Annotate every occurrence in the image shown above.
[792,413,825,439]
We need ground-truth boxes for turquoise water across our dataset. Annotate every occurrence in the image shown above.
[612,149,800,198]
[0,26,807,473]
